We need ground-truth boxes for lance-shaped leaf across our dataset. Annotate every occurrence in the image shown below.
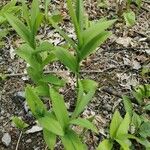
[1,0,17,13]
[25,86,47,118]
[34,41,53,54]
[40,74,66,87]
[16,44,42,70]
[54,47,77,72]
[76,0,84,31]
[122,96,133,116]
[38,115,64,136]
[70,118,98,133]
[30,0,40,29]
[50,88,69,129]
[123,11,135,27]
[43,128,56,150]
[61,130,86,150]
[110,110,123,139]
[66,0,82,44]
[83,19,116,45]
[116,113,130,139]
[12,116,28,130]
[80,31,111,61]
[115,139,130,150]
[97,139,113,150]
[5,13,33,47]
[21,0,30,28]
[72,79,98,118]
[27,67,43,84]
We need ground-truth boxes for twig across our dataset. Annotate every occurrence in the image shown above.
[103,47,150,53]
[15,131,23,150]
[100,87,138,104]
[5,67,118,77]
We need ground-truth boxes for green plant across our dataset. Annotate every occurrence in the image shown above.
[123,0,142,26]
[97,110,132,150]
[97,109,150,150]
[25,80,98,150]
[5,0,65,97]
[0,0,20,47]
[122,84,150,149]
[12,116,29,131]
[49,0,116,95]
[12,116,29,150]
[5,0,116,149]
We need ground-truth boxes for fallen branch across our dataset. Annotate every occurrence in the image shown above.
[100,87,138,104]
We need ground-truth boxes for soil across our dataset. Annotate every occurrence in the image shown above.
[0,0,150,150]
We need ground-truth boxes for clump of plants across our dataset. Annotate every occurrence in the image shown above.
[5,0,116,149]
[4,0,149,149]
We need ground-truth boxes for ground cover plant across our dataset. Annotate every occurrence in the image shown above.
[98,0,143,26]
[0,0,150,149]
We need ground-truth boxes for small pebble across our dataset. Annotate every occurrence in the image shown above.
[2,133,11,147]
[26,139,32,143]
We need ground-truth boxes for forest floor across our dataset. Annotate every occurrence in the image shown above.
[0,0,150,150]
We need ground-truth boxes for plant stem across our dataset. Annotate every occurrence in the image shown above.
[15,131,23,150]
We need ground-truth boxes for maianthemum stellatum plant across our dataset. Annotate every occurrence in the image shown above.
[3,0,150,150]
[4,0,118,149]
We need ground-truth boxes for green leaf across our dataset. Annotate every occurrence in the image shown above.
[5,13,33,48]
[115,139,130,150]
[122,96,133,116]
[70,118,98,133]
[83,19,116,45]
[16,44,42,70]
[81,79,98,93]
[38,115,64,136]
[123,11,136,27]
[45,0,51,20]
[43,129,56,150]
[141,65,150,76]
[42,53,57,66]
[0,29,8,39]
[135,137,150,149]
[54,47,77,72]
[76,0,84,31]
[61,130,86,150]
[50,88,69,129]
[12,116,28,130]
[31,0,40,29]
[50,11,63,24]
[116,113,130,139]
[131,112,142,129]
[40,74,65,86]
[97,139,113,150]
[144,104,150,111]
[21,0,30,28]
[80,31,111,61]
[135,0,142,8]
[27,67,43,84]
[34,85,49,97]
[1,0,17,13]
[110,110,123,139]
[25,86,47,118]
[66,0,82,45]
[72,79,98,118]
[139,122,150,138]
